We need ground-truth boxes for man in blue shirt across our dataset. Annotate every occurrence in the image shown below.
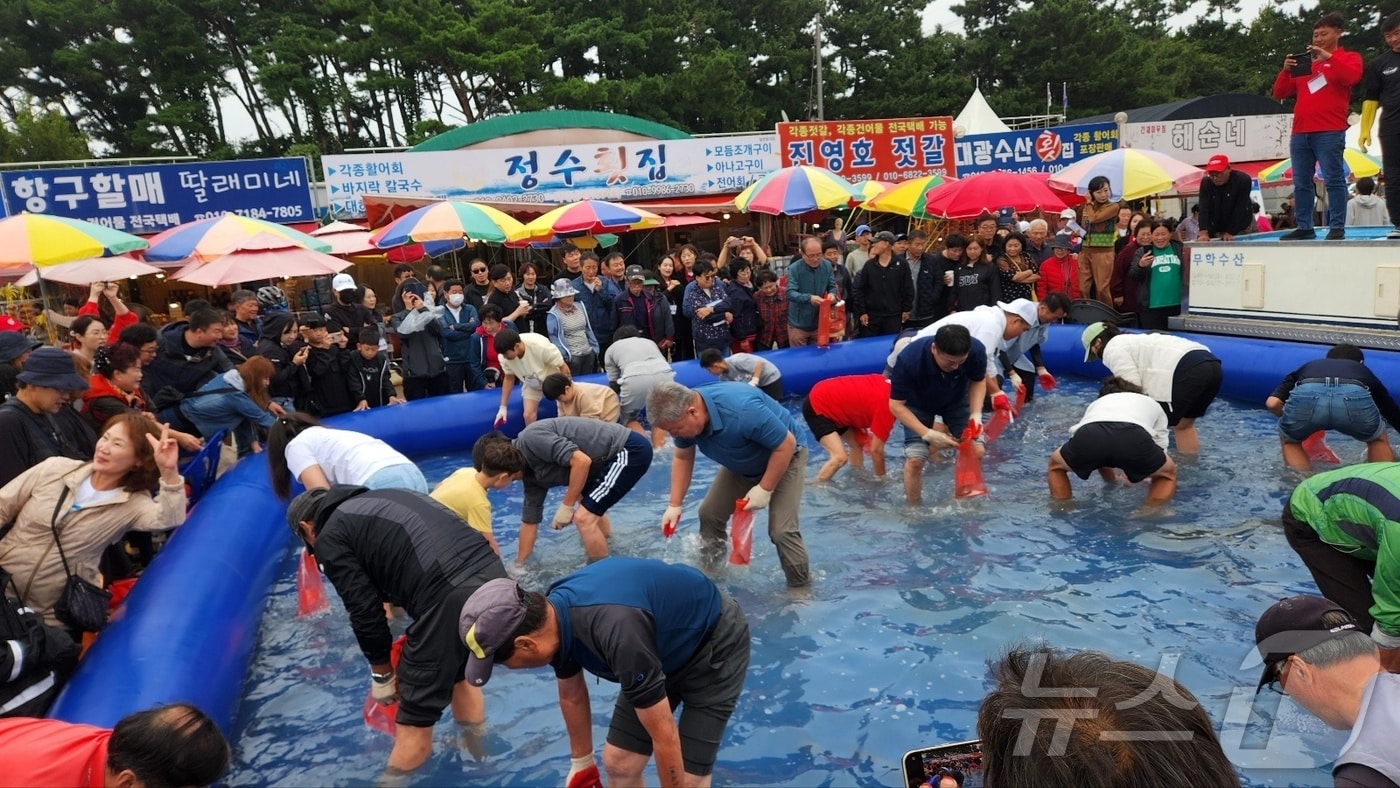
[889,324,988,504]
[647,380,811,586]
[457,558,750,788]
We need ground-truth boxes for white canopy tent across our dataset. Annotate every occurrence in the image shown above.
[953,87,1012,136]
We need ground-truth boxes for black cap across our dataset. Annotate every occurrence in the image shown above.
[298,311,326,329]
[0,332,42,364]
[1254,595,1359,691]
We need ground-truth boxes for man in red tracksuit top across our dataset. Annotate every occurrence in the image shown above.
[1274,11,1363,241]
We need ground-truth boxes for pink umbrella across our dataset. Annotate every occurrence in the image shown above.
[13,254,162,286]
[172,233,351,287]
[310,221,379,257]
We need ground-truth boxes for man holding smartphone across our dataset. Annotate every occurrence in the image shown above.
[1274,11,1363,241]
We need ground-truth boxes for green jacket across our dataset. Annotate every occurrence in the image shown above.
[1290,463,1400,642]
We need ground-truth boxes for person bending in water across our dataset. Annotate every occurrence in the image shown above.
[1265,343,1400,471]
[1047,377,1176,505]
[285,485,507,777]
[457,558,750,788]
[802,373,895,481]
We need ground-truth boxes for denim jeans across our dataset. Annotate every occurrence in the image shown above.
[1279,381,1383,442]
[1290,130,1346,231]
[363,463,429,493]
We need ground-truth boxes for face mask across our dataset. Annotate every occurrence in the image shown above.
[447,293,464,307]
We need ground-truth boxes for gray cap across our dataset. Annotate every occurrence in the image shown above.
[458,578,530,687]
[872,231,897,244]
[286,488,328,538]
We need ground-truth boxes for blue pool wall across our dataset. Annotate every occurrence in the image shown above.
[48,327,1400,732]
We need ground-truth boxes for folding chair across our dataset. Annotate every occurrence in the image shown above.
[179,429,227,510]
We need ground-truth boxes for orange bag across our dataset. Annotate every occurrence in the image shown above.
[729,500,753,566]
[364,635,407,736]
[954,422,987,499]
[1303,431,1341,464]
[297,547,329,617]
[816,295,832,348]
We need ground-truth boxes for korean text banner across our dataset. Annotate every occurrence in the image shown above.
[0,158,314,234]
[322,134,780,219]
[1120,114,1291,166]
[954,122,1119,176]
[776,117,957,181]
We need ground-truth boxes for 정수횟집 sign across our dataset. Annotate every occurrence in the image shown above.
[322,134,781,219]
[0,158,315,233]
[776,117,957,181]
[954,122,1119,176]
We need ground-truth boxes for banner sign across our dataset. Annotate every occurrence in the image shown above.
[776,117,957,181]
[322,134,781,219]
[0,157,313,233]
[954,122,1119,176]
[1120,114,1292,166]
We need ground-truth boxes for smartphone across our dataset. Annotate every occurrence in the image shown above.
[1289,51,1312,77]
[902,739,984,788]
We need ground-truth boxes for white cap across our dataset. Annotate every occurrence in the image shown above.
[331,273,356,292]
[1017,220,1030,233]
[1058,208,1077,220]
[998,299,1039,327]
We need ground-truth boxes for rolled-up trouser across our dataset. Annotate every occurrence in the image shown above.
[1078,246,1114,305]
[697,446,810,585]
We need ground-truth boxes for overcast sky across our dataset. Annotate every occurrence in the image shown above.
[922,0,1308,35]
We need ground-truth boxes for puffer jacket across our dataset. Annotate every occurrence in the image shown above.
[253,312,310,405]
[0,458,186,628]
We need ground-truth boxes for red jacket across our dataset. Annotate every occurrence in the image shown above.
[1036,253,1081,300]
[1273,47,1362,134]
[0,718,110,788]
[77,300,137,340]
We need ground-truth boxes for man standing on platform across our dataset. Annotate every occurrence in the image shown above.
[1275,11,1363,241]
[1197,156,1256,241]
[1360,10,1400,239]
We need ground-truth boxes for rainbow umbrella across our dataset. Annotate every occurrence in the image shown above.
[511,200,664,242]
[1258,148,1382,183]
[863,174,956,219]
[505,234,618,250]
[144,213,330,264]
[373,200,525,248]
[734,165,861,215]
[1047,148,1202,202]
[857,180,897,203]
[0,213,147,268]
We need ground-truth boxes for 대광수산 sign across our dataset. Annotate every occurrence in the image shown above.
[954,122,1120,176]
[0,157,314,234]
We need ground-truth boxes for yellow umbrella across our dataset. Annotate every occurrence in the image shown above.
[862,174,956,219]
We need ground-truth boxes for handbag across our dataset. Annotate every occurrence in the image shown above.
[47,487,111,633]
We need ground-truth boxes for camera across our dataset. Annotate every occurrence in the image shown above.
[902,739,984,788]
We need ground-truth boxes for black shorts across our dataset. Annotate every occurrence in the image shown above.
[802,396,844,440]
[1058,422,1168,483]
[395,565,508,727]
[1168,351,1222,425]
[582,432,653,515]
[606,593,751,776]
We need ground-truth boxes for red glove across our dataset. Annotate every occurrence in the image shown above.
[567,757,603,788]
[991,391,1012,413]
[1038,371,1057,391]
[964,418,983,441]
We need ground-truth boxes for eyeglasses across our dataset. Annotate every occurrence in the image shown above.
[1265,659,1291,695]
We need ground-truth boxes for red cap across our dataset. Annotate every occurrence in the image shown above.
[0,315,23,333]
[1205,155,1229,173]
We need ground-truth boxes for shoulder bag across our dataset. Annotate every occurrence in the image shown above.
[48,486,111,633]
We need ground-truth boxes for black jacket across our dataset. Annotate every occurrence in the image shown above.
[1198,169,1255,237]
[304,344,364,416]
[0,399,96,488]
[852,256,914,319]
[141,320,232,404]
[253,312,310,405]
[350,351,396,408]
[911,252,954,324]
[310,486,506,664]
[325,302,375,338]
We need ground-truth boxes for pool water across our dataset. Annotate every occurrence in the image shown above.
[227,380,1352,787]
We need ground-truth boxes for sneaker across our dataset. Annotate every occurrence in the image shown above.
[1280,228,1316,240]
[1388,227,1400,240]
[1325,228,1345,240]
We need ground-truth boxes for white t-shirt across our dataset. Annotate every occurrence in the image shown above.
[916,304,1008,379]
[1071,392,1170,450]
[72,477,122,510]
[284,427,413,487]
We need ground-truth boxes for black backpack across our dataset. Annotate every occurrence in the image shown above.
[0,568,79,717]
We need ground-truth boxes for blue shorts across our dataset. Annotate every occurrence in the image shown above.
[1279,381,1384,443]
[582,432,653,515]
[363,463,430,494]
[901,402,973,460]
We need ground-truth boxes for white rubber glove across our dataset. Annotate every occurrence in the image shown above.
[551,502,575,530]
[371,671,398,705]
[494,406,508,428]
[748,377,760,386]
[923,428,957,450]
[743,485,772,510]
[661,505,683,537]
